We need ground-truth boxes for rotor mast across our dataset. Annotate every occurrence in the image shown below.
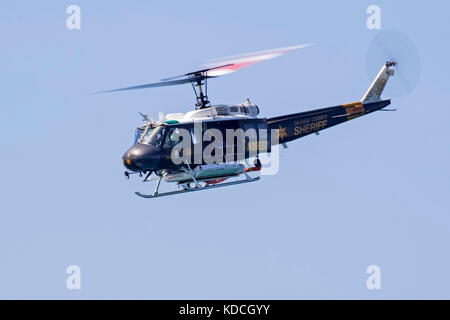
[190,72,210,109]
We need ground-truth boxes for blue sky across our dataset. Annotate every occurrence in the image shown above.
[0,1,449,299]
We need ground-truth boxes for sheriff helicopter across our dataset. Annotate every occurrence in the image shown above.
[97,44,396,198]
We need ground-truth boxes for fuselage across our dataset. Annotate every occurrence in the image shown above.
[123,99,391,174]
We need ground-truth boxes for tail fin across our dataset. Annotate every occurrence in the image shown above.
[361,61,396,104]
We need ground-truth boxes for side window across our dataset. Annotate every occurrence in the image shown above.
[163,127,183,149]
[133,127,144,145]
[140,126,164,148]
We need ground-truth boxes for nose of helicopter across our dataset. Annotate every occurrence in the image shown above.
[122,144,160,172]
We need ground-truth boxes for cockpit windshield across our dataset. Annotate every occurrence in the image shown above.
[139,125,165,148]
[133,127,145,145]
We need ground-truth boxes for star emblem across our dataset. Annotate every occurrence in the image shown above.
[278,125,288,140]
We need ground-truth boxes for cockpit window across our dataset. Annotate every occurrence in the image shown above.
[140,125,165,148]
[163,127,184,149]
[133,127,145,145]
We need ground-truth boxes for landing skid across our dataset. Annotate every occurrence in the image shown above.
[135,176,260,199]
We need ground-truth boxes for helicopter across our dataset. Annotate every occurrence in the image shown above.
[97,44,396,198]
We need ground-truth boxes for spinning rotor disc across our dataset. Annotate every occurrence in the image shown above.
[366,30,420,98]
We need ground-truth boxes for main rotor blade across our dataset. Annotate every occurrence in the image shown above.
[161,64,233,81]
[94,44,314,95]
[204,43,315,77]
[94,76,204,94]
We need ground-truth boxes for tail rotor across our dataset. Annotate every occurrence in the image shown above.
[366,30,420,99]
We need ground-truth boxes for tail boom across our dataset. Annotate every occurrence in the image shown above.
[267,62,395,145]
[267,99,391,145]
